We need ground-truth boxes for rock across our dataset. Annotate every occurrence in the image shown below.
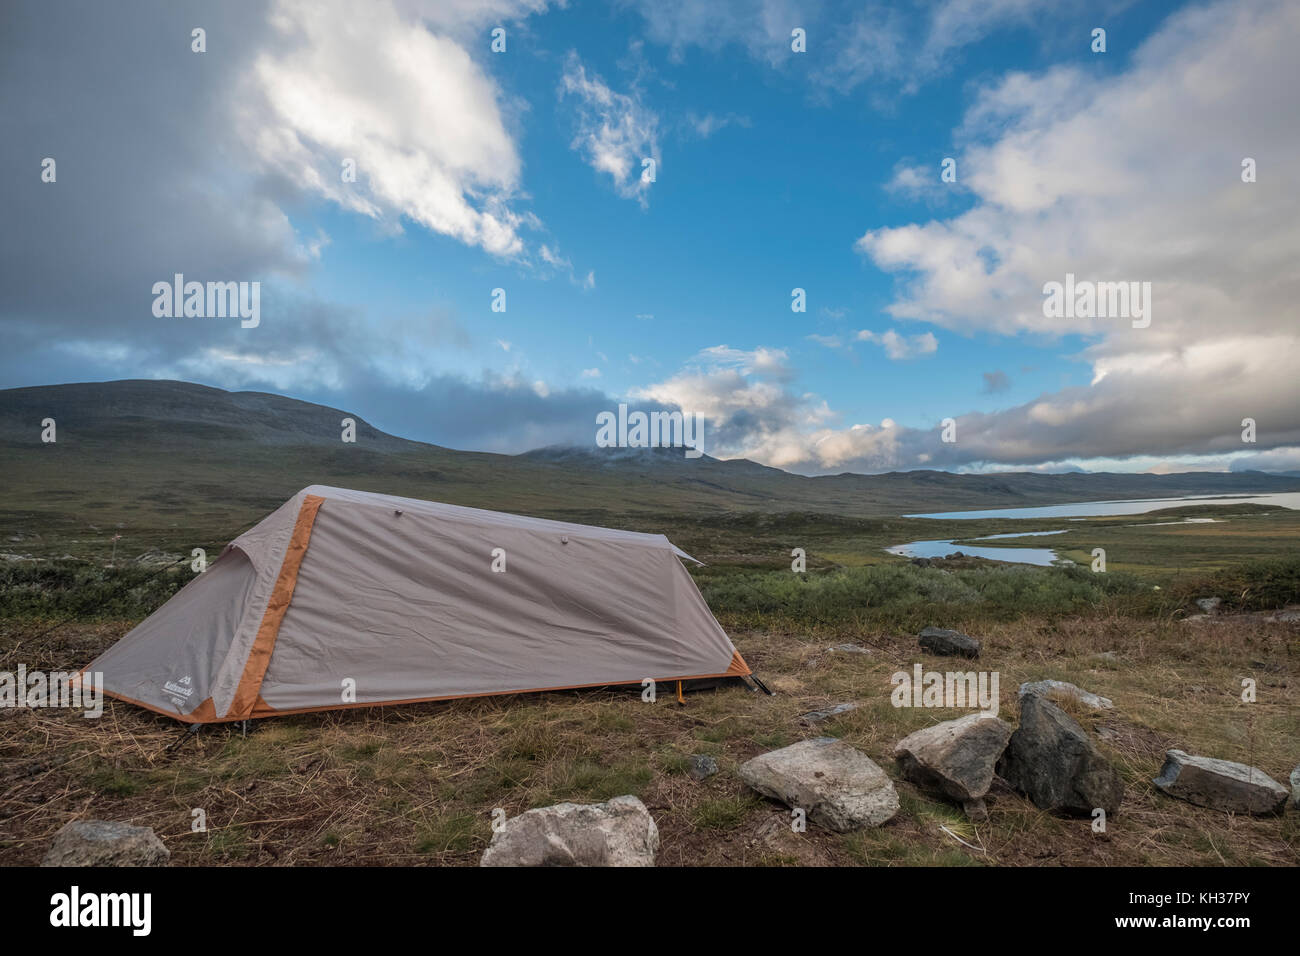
[1194,596,1222,614]
[893,713,1014,808]
[1091,651,1119,663]
[1018,679,1113,711]
[1152,750,1288,815]
[997,695,1124,816]
[828,643,871,655]
[41,820,169,867]
[1269,609,1300,623]
[687,754,718,781]
[910,557,932,567]
[918,626,981,658]
[800,702,858,724]
[479,795,659,867]
[1291,765,1300,809]
[962,797,989,822]
[739,737,899,832]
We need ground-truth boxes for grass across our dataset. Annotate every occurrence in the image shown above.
[0,507,1296,867]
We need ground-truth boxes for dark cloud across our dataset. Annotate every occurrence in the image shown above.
[981,370,1010,393]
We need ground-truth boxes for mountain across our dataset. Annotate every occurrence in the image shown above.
[3,380,1298,554]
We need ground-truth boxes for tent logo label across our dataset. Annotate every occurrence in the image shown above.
[49,886,152,937]
[890,664,1000,716]
[162,675,195,707]
[0,666,102,718]
[595,403,705,459]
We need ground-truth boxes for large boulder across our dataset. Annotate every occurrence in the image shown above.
[1152,751,1289,815]
[739,737,899,832]
[997,695,1124,816]
[1019,679,1113,711]
[41,820,169,867]
[918,626,981,658]
[894,713,1013,818]
[479,795,659,867]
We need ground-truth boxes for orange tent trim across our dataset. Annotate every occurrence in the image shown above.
[228,493,324,719]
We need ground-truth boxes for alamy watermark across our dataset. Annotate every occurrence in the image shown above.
[891,664,1000,716]
[1,666,103,717]
[595,403,705,459]
[1042,273,1151,329]
[152,274,260,328]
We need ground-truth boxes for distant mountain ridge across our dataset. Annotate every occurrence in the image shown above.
[3,381,1298,538]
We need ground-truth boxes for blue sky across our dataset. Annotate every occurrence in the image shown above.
[3,0,1298,474]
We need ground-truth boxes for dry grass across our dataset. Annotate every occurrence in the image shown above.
[1,612,1296,866]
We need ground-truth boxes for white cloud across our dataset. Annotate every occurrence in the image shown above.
[807,333,843,348]
[581,367,602,378]
[856,329,939,360]
[631,345,905,471]
[244,0,543,258]
[559,52,661,206]
[685,111,751,138]
[851,0,1300,464]
[632,0,1064,97]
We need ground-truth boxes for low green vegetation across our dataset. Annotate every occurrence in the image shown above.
[0,461,1296,867]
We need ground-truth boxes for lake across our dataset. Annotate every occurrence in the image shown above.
[903,492,1300,520]
[886,530,1068,567]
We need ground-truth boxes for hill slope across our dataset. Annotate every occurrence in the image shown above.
[3,380,1298,557]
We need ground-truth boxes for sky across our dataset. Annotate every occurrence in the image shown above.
[2,0,1298,475]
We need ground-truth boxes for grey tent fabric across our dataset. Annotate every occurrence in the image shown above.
[81,486,747,722]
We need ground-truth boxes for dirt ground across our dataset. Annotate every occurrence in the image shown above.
[1,612,1296,866]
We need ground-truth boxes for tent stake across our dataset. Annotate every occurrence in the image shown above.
[165,723,203,753]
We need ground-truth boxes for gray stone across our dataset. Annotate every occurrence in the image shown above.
[1269,609,1300,623]
[918,626,981,658]
[1291,765,1300,809]
[800,702,858,724]
[687,754,718,781]
[1018,679,1113,710]
[1152,750,1288,815]
[739,737,899,832]
[828,643,871,655]
[479,795,658,867]
[893,713,1014,806]
[1194,596,1222,614]
[962,797,989,822]
[997,695,1124,816]
[42,820,169,867]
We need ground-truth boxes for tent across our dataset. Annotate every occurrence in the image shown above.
[80,485,751,723]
